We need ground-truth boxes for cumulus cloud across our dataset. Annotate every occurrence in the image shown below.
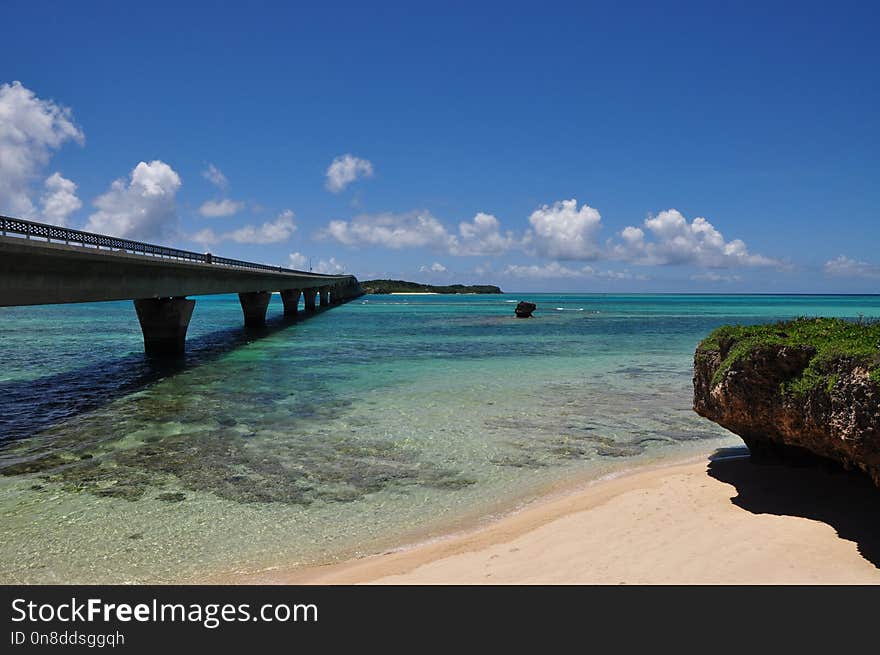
[503,262,643,280]
[474,261,493,275]
[288,252,308,269]
[199,198,245,217]
[504,262,585,278]
[419,262,447,273]
[612,209,778,268]
[824,255,880,279]
[522,199,603,260]
[325,154,374,193]
[288,251,345,274]
[454,212,516,256]
[320,210,515,257]
[229,211,296,244]
[39,172,81,225]
[190,228,219,246]
[592,268,646,280]
[321,211,454,250]
[0,81,84,217]
[192,209,296,246]
[198,164,246,218]
[313,257,345,274]
[202,163,228,190]
[318,200,780,275]
[691,272,742,282]
[85,160,181,240]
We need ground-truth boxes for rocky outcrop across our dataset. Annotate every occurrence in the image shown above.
[515,301,536,318]
[693,318,880,486]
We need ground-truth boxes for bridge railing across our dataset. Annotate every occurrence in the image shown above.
[0,215,348,278]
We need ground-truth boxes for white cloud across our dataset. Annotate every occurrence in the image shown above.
[321,211,455,250]
[192,209,296,246]
[325,154,374,193]
[419,262,447,273]
[202,163,228,190]
[229,211,296,244]
[320,210,515,257]
[612,209,778,268]
[190,228,219,246]
[39,172,81,225]
[593,268,646,280]
[288,252,308,269]
[474,261,493,275]
[0,81,84,217]
[288,251,345,274]
[318,201,781,276]
[85,160,181,240]
[198,198,245,217]
[504,261,645,280]
[454,212,516,255]
[824,255,880,279]
[522,199,603,260]
[198,164,245,219]
[313,257,345,274]
[504,262,586,278]
[691,272,742,282]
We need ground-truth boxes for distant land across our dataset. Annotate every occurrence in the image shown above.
[361,279,503,294]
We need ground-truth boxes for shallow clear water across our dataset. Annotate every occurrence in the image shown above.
[1,293,879,583]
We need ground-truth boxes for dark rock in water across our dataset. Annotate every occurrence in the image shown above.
[693,318,880,487]
[1,453,70,476]
[156,492,186,503]
[515,301,536,318]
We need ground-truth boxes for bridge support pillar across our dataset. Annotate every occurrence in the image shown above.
[337,280,361,302]
[303,288,317,312]
[280,289,301,317]
[134,297,195,356]
[238,291,271,327]
[319,287,330,307]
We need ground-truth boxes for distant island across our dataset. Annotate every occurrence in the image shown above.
[361,279,502,294]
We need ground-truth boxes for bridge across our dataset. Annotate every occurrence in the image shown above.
[0,215,363,355]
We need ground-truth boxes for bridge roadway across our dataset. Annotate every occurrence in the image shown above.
[0,216,363,355]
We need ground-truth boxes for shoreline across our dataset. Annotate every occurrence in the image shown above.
[214,451,880,584]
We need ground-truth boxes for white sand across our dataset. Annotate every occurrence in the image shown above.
[223,455,880,584]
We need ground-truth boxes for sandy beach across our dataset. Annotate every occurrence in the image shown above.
[228,450,880,585]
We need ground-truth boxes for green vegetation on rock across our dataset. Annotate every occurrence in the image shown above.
[697,317,880,394]
[362,279,502,294]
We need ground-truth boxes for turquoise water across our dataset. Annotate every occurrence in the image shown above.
[1,293,879,583]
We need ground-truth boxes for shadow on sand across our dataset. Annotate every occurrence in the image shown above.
[0,306,338,444]
[708,447,880,568]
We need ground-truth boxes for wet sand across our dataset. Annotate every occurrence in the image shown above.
[226,450,880,584]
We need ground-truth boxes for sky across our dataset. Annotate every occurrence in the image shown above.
[1,0,877,292]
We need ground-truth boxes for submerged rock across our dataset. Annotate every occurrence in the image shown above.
[693,318,880,486]
[515,301,536,318]
[156,492,186,503]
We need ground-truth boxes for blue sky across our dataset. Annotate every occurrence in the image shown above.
[1,0,877,292]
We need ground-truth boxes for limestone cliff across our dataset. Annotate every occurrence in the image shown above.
[693,318,880,486]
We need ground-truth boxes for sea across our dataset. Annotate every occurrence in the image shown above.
[1,293,879,583]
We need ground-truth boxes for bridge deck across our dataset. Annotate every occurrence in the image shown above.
[0,216,361,354]
[0,232,354,307]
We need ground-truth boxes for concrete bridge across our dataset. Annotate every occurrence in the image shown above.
[0,216,363,355]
